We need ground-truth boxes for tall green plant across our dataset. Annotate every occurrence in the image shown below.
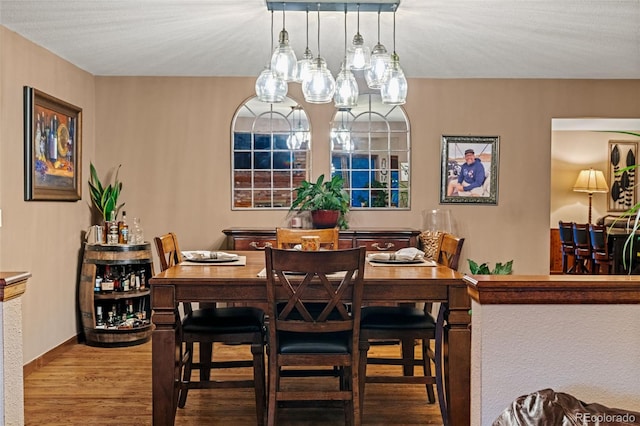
[88,162,124,222]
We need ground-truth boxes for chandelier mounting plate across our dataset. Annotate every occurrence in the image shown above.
[265,1,400,13]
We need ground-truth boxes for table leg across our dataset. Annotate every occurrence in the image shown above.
[445,285,471,426]
[151,285,180,426]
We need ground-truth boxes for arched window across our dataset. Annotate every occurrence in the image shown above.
[330,94,410,209]
[231,96,311,209]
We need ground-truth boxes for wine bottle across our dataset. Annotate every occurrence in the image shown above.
[50,115,58,162]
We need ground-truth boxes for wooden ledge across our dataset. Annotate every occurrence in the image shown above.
[0,271,31,302]
[464,274,640,305]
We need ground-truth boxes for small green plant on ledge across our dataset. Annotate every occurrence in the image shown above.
[468,259,513,275]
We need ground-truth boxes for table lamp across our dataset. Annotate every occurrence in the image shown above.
[573,168,609,223]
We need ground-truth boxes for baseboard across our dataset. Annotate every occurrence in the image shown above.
[23,334,82,378]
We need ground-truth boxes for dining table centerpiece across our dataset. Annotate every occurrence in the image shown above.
[290,174,350,229]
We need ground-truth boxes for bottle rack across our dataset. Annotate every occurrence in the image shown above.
[79,242,155,347]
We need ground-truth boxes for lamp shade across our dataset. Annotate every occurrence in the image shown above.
[573,169,609,193]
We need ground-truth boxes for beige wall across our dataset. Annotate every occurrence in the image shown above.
[2,26,640,365]
[0,27,95,363]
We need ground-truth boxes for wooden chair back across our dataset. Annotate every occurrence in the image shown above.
[275,227,340,250]
[572,223,592,273]
[558,221,575,248]
[154,232,193,315]
[558,221,576,273]
[589,224,613,274]
[154,232,183,270]
[264,246,366,424]
[436,233,465,271]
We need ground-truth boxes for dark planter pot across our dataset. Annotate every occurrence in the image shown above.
[311,210,340,229]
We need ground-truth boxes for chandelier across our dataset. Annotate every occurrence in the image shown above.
[256,1,406,106]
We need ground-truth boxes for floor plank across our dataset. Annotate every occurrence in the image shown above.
[24,340,444,425]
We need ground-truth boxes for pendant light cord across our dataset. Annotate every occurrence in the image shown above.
[270,10,274,55]
[316,4,321,58]
[392,8,397,54]
[282,3,286,31]
[343,9,348,60]
[377,10,381,43]
[305,10,309,49]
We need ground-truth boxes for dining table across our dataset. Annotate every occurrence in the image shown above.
[149,250,471,426]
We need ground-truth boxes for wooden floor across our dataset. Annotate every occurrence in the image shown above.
[24,340,444,425]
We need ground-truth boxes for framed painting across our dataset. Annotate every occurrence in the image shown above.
[440,135,499,204]
[24,87,82,201]
[607,140,637,212]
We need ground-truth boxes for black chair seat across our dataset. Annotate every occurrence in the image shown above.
[279,331,351,354]
[182,307,264,333]
[361,306,436,330]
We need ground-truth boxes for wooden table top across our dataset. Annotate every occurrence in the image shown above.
[151,250,464,284]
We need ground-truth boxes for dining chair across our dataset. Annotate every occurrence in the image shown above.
[558,221,577,274]
[264,246,366,426]
[358,232,464,426]
[154,232,266,425]
[572,223,592,274]
[275,227,340,250]
[589,224,613,274]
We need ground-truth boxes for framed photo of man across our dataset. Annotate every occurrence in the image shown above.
[440,135,499,205]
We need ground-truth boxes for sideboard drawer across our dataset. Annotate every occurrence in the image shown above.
[354,238,413,251]
[230,237,276,251]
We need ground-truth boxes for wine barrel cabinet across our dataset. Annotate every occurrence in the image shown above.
[79,243,154,346]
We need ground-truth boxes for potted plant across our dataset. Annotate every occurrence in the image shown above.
[290,174,350,229]
[88,162,124,223]
[467,259,513,274]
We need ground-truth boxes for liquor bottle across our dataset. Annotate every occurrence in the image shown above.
[107,211,119,245]
[101,265,115,292]
[139,270,146,290]
[122,267,130,292]
[118,211,129,244]
[35,114,43,160]
[126,300,134,319]
[95,306,104,327]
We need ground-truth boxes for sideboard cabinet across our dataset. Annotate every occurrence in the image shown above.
[222,228,421,251]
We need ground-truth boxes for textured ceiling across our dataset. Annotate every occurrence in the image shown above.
[1,0,639,78]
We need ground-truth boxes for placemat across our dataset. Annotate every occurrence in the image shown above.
[181,256,247,266]
[257,268,347,278]
[367,259,438,267]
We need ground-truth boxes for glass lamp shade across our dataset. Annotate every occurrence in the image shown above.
[347,33,371,70]
[287,129,308,150]
[380,54,407,105]
[302,57,336,104]
[255,67,287,103]
[331,128,352,151]
[365,43,390,89]
[294,48,314,83]
[271,30,297,82]
[334,64,359,108]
